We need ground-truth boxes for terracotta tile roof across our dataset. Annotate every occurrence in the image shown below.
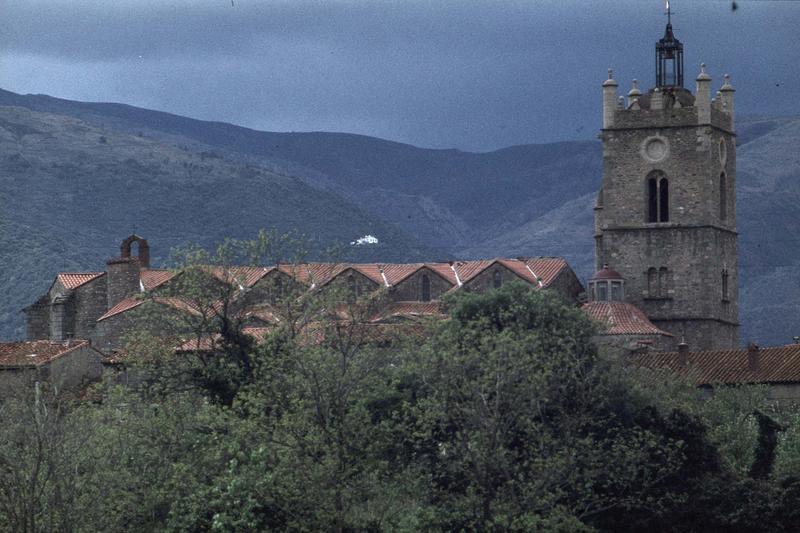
[453,260,495,284]
[97,297,144,321]
[630,344,800,386]
[0,339,94,368]
[175,326,273,352]
[56,272,105,290]
[206,266,269,288]
[139,269,176,291]
[241,306,282,325]
[449,258,568,288]
[97,297,203,322]
[582,301,674,337]
[524,257,569,288]
[370,301,445,323]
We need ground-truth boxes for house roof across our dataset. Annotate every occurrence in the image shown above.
[56,272,105,290]
[139,269,176,291]
[0,339,96,368]
[97,296,202,322]
[630,344,800,386]
[369,301,445,323]
[582,301,673,337]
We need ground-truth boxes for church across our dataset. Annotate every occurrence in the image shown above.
[5,15,800,397]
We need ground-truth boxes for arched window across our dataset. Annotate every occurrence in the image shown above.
[420,274,431,302]
[720,172,727,221]
[722,269,729,301]
[647,267,657,296]
[493,270,502,289]
[658,267,669,297]
[647,172,669,223]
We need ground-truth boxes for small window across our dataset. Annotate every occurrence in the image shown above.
[722,269,729,301]
[596,281,608,301]
[658,267,669,297]
[420,274,431,302]
[647,268,657,296]
[493,270,502,289]
[611,281,623,301]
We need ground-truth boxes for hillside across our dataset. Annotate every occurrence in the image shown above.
[0,105,437,338]
[1,89,799,345]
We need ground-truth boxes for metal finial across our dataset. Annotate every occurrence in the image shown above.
[608,68,613,80]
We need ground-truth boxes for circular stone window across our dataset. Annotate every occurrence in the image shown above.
[719,138,728,166]
[641,137,669,163]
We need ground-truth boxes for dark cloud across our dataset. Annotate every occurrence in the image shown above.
[2,0,799,150]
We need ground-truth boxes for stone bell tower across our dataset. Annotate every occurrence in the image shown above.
[593,10,739,350]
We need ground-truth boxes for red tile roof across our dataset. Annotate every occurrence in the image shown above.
[56,272,105,290]
[582,301,673,337]
[630,344,800,386]
[97,297,144,321]
[0,339,95,368]
[139,269,176,291]
[97,297,203,322]
[370,301,445,323]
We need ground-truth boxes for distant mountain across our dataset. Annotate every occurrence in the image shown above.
[0,105,438,338]
[0,89,601,251]
[1,89,799,346]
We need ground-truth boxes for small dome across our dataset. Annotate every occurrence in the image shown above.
[591,264,624,281]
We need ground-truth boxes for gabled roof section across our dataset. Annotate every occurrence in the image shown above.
[0,339,98,368]
[582,301,673,337]
[139,269,176,291]
[523,257,569,288]
[97,297,144,322]
[630,344,800,386]
[381,263,457,287]
[97,296,203,322]
[56,272,105,290]
[451,258,568,288]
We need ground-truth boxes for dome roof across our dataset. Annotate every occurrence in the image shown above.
[591,265,624,281]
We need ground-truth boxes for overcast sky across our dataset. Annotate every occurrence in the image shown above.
[2,0,799,151]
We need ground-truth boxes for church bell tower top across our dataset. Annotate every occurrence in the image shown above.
[656,1,684,88]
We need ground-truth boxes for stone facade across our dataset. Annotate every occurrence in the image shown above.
[595,40,739,350]
[390,267,452,302]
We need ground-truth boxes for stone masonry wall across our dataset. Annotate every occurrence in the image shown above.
[390,268,453,302]
[73,275,108,340]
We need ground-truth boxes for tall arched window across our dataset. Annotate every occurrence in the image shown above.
[647,172,669,223]
[420,274,431,302]
[720,172,727,221]
[493,270,502,289]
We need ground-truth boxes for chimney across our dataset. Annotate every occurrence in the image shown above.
[747,342,760,373]
[677,340,689,368]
